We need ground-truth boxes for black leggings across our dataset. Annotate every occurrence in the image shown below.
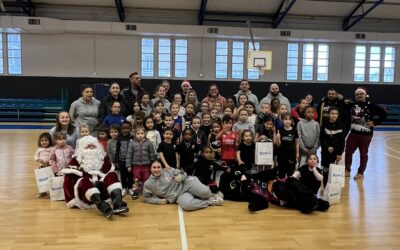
[118,161,133,189]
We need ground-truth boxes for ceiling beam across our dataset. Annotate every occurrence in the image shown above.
[114,0,125,22]
[342,0,384,31]
[0,1,6,12]
[198,0,208,25]
[272,0,297,29]
[7,0,35,16]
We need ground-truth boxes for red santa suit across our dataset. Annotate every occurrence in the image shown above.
[61,136,128,217]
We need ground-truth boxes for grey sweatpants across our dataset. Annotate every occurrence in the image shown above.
[177,176,213,211]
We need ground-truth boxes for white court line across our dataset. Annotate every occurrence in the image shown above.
[384,136,400,154]
[178,206,188,250]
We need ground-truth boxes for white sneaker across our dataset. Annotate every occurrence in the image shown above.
[128,188,134,196]
[121,189,127,197]
[215,191,224,199]
[208,196,224,206]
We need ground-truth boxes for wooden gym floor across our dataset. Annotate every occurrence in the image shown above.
[0,129,399,250]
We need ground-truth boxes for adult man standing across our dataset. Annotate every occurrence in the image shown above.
[317,89,349,129]
[259,83,291,111]
[345,87,387,180]
[234,79,259,108]
[122,72,145,110]
[62,136,129,218]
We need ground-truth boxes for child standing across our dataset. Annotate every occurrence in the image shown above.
[176,128,201,174]
[106,124,120,164]
[319,107,345,186]
[217,115,238,167]
[139,92,153,117]
[255,102,271,131]
[144,116,162,155]
[163,113,179,144]
[34,132,54,168]
[190,116,207,148]
[34,132,54,197]
[232,109,255,136]
[208,121,222,161]
[172,93,186,116]
[157,128,177,169]
[75,123,91,151]
[49,132,74,176]
[223,106,233,118]
[276,113,299,178]
[255,115,278,172]
[126,127,156,199]
[197,101,210,119]
[256,115,276,143]
[201,113,212,138]
[115,121,134,195]
[171,103,186,140]
[103,100,126,127]
[126,101,142,125]
[297,106,320,166]
[236,129,255,171]
[152,110,165,138]
[97,125,109,152]
[183,103,196,126]
[244,101,257,126]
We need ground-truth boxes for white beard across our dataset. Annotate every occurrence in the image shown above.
[78,148,105,173]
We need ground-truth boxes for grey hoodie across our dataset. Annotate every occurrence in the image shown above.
[259,93,291,111]
[69,97,100,131]
[234,90,259,107]
[143,168,187,204]
[297,119,320,153]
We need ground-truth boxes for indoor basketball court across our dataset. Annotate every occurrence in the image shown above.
[1,0,400,249]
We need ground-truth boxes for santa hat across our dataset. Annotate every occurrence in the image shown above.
[181,80,192,88]
[355,87,369,97]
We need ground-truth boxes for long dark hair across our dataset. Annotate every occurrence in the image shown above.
[55,111,76,135]
[37,132,54,147]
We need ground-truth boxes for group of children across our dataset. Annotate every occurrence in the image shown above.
[34,86,347,201]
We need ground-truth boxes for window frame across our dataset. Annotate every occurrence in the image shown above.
[7,33,22,75]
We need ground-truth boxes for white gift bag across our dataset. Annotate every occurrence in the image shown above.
[322,182,342,205]
[327,164,345,188]
[255,142,273,165]
[49,176,65,201]
[34,167,54,193]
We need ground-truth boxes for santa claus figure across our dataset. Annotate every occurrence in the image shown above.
[62,135,129,218]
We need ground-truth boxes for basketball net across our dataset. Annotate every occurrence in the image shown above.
[256,66,267,76]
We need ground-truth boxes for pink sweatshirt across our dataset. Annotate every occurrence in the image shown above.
[49,145,74,174]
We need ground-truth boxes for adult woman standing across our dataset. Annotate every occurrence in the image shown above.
[184,89,201,113]
[98,82,127,123]
[49,111,79,149]
[201,83,226,109]
[69,85,100,133]
[179,80,192,101]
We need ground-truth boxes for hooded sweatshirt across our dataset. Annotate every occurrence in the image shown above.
[69,97,100,132]
[143,168,187,204]
[259,93,291,111]
[234,90,259,108]
[297,118,320,153]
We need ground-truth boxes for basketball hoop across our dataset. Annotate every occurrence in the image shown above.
[256,66,267,75]
[247,50,272,76]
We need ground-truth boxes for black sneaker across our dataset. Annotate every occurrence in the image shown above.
[131,190,139,200]
[114,206,129,215]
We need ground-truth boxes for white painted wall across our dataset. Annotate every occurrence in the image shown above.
[2,16,400,84]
